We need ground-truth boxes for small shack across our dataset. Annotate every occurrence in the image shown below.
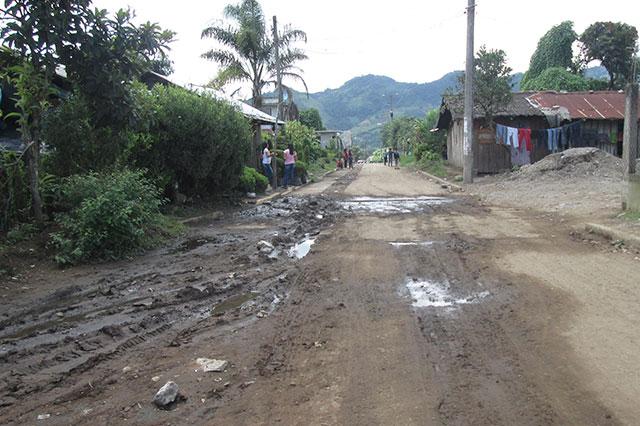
[526,91,640,157]
[434,90,640,174]
[434,92,546,174]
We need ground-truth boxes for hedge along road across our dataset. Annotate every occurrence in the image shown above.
[2,163,640,425]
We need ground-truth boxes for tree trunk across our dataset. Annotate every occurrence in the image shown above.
[23,129,44,223]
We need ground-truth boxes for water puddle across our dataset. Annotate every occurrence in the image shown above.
[389,241,436,247]
[405,278,490,308]
[212,292,258,314]
[288,236,316,259]
[340,196,452,214]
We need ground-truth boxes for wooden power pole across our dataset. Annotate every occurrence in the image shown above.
[271,15,283,190]
[622,82,640,210]
[463,0,475,184]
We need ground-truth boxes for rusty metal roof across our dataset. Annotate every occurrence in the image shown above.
[526,91,640,120]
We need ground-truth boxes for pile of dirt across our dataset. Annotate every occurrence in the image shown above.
[513,148,622,180]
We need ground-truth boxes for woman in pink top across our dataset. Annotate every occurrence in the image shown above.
[283,144,297,188]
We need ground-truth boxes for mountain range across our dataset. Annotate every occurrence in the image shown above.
[293,71,522,149]
[293,67,606,149]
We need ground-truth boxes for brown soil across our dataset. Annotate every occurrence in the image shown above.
[2,163,640,425]
[470,148,623,217]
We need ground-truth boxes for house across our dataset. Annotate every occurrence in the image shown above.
[316,130,342,149]
[434,92,547,174]
[526,91,637,157]
[256,95,299,122]
[434,90,640,174]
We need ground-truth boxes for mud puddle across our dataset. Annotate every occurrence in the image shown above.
[404,278,490,308]
[340,196,452,214]
[389,241,436,247]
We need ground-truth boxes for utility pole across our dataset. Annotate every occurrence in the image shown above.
[271,15,283,191]
[622,82,639,210]
[463,0,475,184]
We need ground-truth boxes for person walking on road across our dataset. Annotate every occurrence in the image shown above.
[383,150,388,166]
[348,149,354,169]
[387,148,393,167]
[394,149,400,168]
[283,143,297,188]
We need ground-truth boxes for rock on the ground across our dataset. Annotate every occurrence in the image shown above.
[196,358,229,372]
[153,381,180,408]
[257,240,275,253]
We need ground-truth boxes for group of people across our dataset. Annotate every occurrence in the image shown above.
[336,148,354,169]
[261,141,298,189]
[384,147,400,167]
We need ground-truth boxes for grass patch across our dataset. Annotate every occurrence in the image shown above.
[399,153,415,167]
[621,210,640,221]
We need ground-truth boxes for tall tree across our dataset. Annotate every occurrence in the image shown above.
[580,22,639,89]
[1,0,91,222]
[522,67,590,92]
[521,21,577,89]
[201,0,308,108]
[469,46,513,128]
[299,108,324,130]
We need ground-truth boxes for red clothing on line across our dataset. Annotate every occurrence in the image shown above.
[518,128,532,152]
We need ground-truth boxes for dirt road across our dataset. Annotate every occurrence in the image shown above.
[2,163,640,425]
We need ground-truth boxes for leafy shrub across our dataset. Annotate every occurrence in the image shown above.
[295,160,308,178]
[416,150,446,177]
[0,151,31,231]
[51,169,165,265]
[414,144,432,161]
[238,166,268,194]
[6,222,38,244]
[138,85,251,196]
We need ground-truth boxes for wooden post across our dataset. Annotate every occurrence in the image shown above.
[271,15,283,190]
[622,83,640,211]
[463,0,475,184]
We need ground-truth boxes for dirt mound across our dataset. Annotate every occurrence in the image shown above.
[514,148,622,180]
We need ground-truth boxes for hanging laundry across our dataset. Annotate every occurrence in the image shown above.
[507,127,519,149]
[518,128,532,152]
[495,124,508,145]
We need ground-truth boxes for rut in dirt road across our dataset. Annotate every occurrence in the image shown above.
[2,164,639,425]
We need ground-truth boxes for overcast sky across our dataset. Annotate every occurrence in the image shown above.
[95,0,640,95]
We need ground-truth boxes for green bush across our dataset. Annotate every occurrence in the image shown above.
[238,166,268,194]
[139,85,252,196]
[0,151,31,231]
[416,150,446,177]
[51,169,166,265]
[295,160,308,179]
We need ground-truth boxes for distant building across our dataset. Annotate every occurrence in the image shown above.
[316,130,342,149]
[256,95,299,122]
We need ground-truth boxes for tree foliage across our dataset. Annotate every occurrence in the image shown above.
[381,117,415,153]
[138,85,252,196]
[51,169,165,265]
[521,21,577,88]
[465,46,513,128]
[201,0,308,107]
[299,108,324,130]
[580,22,638,89]
[283,120,322,163]
[522,67,590,92]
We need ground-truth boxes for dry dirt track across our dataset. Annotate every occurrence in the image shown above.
[2,163,640,425]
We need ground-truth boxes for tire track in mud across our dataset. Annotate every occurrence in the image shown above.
[0,189,346,422]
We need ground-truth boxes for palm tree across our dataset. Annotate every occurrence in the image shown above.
[201,0,308,109]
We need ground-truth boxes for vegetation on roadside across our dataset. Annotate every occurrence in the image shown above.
[50,170,180,265]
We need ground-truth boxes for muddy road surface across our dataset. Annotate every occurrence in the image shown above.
[2,164,640,425]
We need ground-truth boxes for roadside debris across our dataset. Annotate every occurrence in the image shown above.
[196,358,228,372]
[37,414,50,420]
[153,381,185,409]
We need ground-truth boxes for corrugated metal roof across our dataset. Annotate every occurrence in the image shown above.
[526,91,640,120]
[443,92,545,119]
